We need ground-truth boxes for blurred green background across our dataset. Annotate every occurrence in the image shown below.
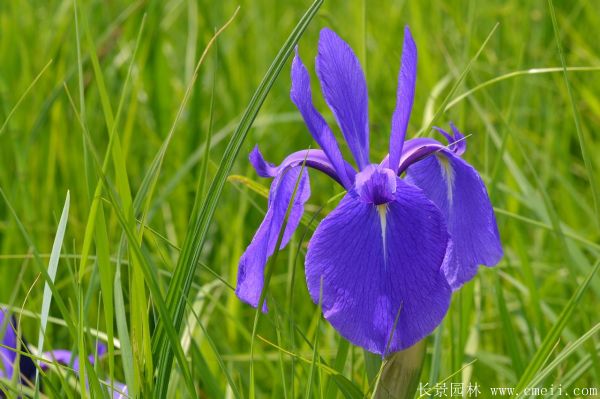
[1,0,599,397]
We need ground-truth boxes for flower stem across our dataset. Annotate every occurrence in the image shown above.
[374,339,427,399]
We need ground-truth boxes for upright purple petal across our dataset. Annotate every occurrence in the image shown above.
[316,28,370,170]
[389,26,417,172]
[236,165,311,311]
[291,50,353,189]
[305,180,451,354]
[405,151,503,289]
[433,122,466,156]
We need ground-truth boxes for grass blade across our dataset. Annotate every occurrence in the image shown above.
[152,2,324,397]
[527,322,600,389]
[0,60,53,136]
[512,259,600,396]
[547,0,600,228]
[33,191,70,394]
[418,23,498,136]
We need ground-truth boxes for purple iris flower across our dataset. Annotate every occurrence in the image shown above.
[236,26,502,355]
[1,308,126,398]
[39,345,128,399]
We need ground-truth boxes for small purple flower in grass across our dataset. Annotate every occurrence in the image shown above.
[236,26,502,355]
[1,308,126,398]
[39,342,107,374]
[39,344,129,398]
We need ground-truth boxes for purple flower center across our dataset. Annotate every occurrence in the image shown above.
[354,165,397,205]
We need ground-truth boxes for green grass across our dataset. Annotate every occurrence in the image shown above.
[1,0,599,397]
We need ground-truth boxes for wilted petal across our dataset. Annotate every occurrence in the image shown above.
[236,165,311,310]
[405,151,503,289]
[305,180,451,354]
[389,26,417,172]
[316,28,370,170]
[291,50,353,188]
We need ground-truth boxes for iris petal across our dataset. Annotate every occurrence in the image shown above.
[316,28,370,170]
[389,26,417,172]
[405,151,503,289]
[249,147,356,186]
[0,309,17,379]
[111,381,129,399]
[41,343,106,373]
[305,180,451,354]
[433,122,466,156]
[291,50,353,188]
[0,309,36,385]
[236,165,311,311]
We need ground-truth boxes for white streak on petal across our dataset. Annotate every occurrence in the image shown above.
[437,155,455,206]
[378,204,388,269]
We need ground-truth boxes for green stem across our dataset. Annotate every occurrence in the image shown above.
[374,340,427,399]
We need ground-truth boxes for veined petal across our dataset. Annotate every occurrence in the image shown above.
[291,50,353,188]
[389,26,417,172]
[236,165,311,311]
[249,147,356,186]
[316,28,370,170]
[405,151,503,289]
[305,180,451,354]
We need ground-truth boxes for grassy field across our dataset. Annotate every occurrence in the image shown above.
[1,0,599,397]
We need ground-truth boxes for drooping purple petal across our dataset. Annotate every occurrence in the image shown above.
[405,151,503,289]
[316,28,370,170]
[236,165,311,311]
[291,50,353,188]
[249,147,356,186]
[305,179,451,354]
[249,146,278,178]
[389,26,417,172]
